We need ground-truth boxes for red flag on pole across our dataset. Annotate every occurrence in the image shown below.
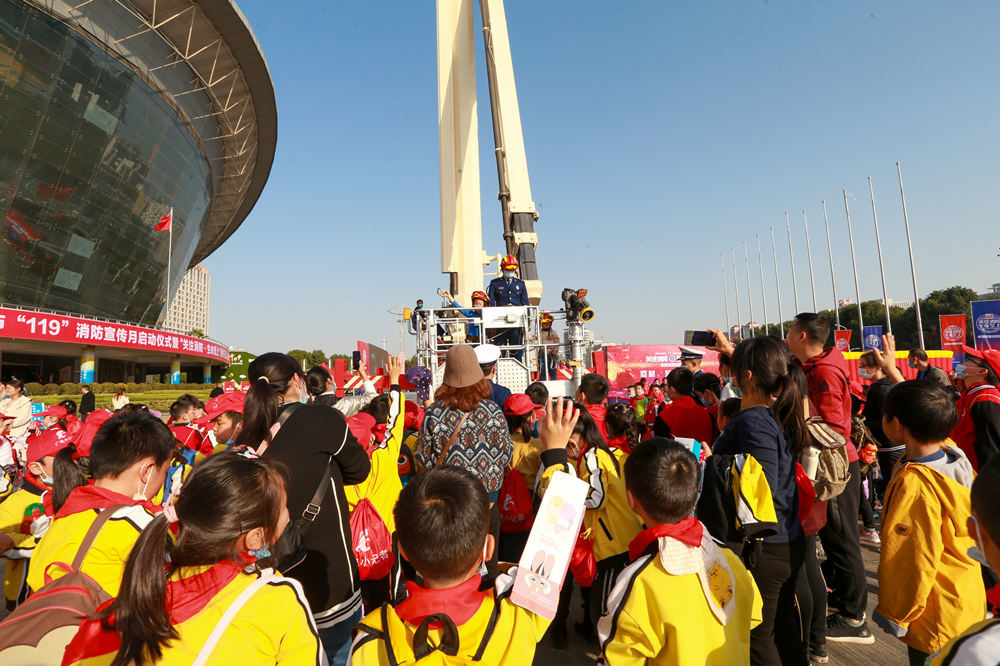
[834,329,852,352]
[939,314,966,362]
[154,210,171,231]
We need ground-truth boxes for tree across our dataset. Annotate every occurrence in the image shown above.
[287,349,310,366]
[772,285,979,351]
[186,328,207,338]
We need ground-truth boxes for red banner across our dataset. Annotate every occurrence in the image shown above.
[940,314,966,360]
[0,306,229,362]
[601,345,719,399]
[834,330,852,353]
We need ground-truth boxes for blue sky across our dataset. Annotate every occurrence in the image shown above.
[204,1,1000,356]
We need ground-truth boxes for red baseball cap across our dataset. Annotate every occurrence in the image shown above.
[40,404,69,420]
[27,428,72,464]
[961,345,1000,378]
[71,409,114,459]
[196,391,247,426]
[504,393,536,416]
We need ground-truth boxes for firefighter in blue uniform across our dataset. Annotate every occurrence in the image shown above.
[486,255,528,357]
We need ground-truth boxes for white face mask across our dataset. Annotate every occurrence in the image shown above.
[858,367,874,380]
[502,270,515,279]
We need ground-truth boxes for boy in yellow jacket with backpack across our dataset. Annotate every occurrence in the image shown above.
[874,381,986,664]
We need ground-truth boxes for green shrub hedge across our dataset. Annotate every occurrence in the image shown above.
[23,381,214,397]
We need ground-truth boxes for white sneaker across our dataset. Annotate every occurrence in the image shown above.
[860,529,881,545]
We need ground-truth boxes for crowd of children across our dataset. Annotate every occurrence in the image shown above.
[0,321,998,665]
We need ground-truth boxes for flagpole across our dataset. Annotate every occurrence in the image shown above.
[721,253,731,334]
[770,226,784,337]
[732,248,742,338]
[822,200,840,329]
[785,211,800,313]
[166,206,173,323]
[897,162,924,348]
[744,240,755,336]
[844,189,864,346]
[756,234,769,336]
[802,210,818,311]
[868,177,892,333]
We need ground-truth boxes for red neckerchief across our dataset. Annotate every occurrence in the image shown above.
[166,559,246,624]
[607,435,632,454]
[62,560,248,663]
[628,518,704,562]
[55,484,161,519]
[396,575,489,627]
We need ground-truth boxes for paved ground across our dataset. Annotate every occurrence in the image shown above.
[532,520,908,665]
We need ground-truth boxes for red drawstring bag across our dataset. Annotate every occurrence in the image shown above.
[569,530,597,587]
[795,462,816,525]
[350,498,394,580]
[498,470,534,534]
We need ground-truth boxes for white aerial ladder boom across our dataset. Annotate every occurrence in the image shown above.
[436,0,542,304]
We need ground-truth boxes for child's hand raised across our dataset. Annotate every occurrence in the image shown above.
[539,397,579,451]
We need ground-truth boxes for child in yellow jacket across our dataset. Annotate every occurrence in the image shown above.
[929,454,1000,664]
[350,398,581,665]
[598,438,762,665]
[874,381,986,663]
[63,452,322,665]
[538,403,643,641]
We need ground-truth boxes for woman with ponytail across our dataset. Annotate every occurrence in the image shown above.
[236,352,370,666]
[604,402,641,456]
[708,335,807,665]
[63,454,323,665]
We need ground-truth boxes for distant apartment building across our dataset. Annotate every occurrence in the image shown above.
[163,265,211,335]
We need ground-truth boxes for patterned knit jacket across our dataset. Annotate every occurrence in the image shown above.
[414,400,514,502]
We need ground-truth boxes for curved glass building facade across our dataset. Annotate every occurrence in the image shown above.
[0,0,274,326]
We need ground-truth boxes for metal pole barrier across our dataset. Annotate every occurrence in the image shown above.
[844,189,864,344]
[803,209,818,311]
[897,162,924,348]
[822,200,840,329]
[869,177,892,333]
[786,211,800,313]
[770,226,785,337]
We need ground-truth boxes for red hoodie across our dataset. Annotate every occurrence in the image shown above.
[798,346,858,462]
[586,403,608,438]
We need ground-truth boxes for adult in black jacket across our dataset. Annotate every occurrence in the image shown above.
[306,364,339,408]
[239,352,371,666]
[79,385,95,421]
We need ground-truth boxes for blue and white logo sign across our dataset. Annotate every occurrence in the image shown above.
[862,325,883,351]
[972,300,1000,351]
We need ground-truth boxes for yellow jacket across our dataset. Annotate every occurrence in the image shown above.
[63,566,323,665]
[28,501,157,597]
[344,387,404,533]
[349,573,549,665]
[874,445,986,654]
[539,448,642,562]
[0,484,46,605]
[509,432,543,492]
[928,618,1000,665]
[598,528,762,665]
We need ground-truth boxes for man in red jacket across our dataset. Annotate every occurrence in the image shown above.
[654,367,713,445]
[788,313,874,645]
[950,345,1000,471]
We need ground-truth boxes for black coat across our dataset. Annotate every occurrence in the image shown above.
[79,391,95,418]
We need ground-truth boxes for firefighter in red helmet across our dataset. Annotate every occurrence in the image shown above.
[486,255,528,356]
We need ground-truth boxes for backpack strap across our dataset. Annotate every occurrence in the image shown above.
[191,570,279,666]
[71,504,129,571]
[299,455,335,531]
[435,411,471,466]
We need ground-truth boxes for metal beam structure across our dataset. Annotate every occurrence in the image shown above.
[37,0,277,266]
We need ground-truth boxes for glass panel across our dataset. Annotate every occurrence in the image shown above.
[0,0,212,325]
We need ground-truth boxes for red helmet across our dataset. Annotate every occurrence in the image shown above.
[500,254,519,271]
[471,290,489,304]
[540,313,554,325]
